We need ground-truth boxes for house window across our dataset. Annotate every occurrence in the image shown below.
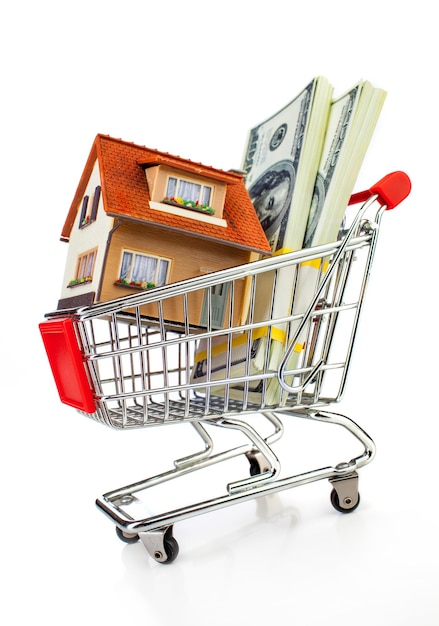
[118,250,170,289]
[165,176,212,209]
[79,185,101,228]
[68,249,96,287]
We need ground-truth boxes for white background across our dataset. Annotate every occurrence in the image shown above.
[1,1,438,624]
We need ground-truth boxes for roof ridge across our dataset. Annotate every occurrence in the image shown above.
[95,134,244,182]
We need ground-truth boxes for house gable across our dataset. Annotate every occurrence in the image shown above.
[58,159,114,309]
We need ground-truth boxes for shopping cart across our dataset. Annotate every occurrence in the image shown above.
[40,171,411,564]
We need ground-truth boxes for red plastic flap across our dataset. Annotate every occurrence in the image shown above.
[39,318,96,414]
[349,171,411,209]
[369,171,411,210]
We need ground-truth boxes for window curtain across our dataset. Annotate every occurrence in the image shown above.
[78,252,94,278]
[84,252,95,276]
[78,256,87,278]
[166,177,177,197]
[178,180,201,202]
[156,260,169,286]
[131,254,157,283]
[120,252,133,280]
[201,186,211,205]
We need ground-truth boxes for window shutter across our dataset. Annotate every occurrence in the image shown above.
[79,195,89,226]
[90,186,101,221]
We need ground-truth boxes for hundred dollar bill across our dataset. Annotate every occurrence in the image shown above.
[244,77,333,378]
[243,77,333,253]
[304,80,386,248]
[266,79,387,403]
[303,84,361,248]
[192,80,386,408]
[191,77,333,403]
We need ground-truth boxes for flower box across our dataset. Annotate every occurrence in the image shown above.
[67,277,92,288]
[115,279,156,290]
[163,197,215,215]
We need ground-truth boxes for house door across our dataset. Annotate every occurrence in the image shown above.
[200,283,229,329]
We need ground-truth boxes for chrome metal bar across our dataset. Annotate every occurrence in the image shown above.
[277,196,378,393]
[100,411,286,503]
[97,411,374,535]
[41,183,406,563]
[174,422,214,469]
[47,232,372,322]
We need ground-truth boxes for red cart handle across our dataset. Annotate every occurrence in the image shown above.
[349,171,411,209]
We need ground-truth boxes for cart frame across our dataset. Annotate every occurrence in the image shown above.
[40,171,410,564]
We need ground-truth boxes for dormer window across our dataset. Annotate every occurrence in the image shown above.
[164,176,213,212]
[145,164,228,227]
[79,185,101,228]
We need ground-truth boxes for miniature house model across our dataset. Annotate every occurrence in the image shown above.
[57,134,271,328]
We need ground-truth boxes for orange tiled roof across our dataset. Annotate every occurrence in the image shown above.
[61,135,271,255]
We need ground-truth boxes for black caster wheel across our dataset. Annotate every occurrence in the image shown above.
[159,527,180,564]
[330,488,360,513]
[115,526,139,544]
[246,453,269,476]
[248,456,262,476]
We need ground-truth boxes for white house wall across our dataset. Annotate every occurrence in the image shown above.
[59,160,114,301]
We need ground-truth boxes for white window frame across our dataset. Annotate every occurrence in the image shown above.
[166,175,213,207]
[118,249,171,287]
[68,248,97,287]
[76,249,96,280]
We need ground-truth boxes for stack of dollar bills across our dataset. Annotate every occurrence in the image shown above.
[191,77,386,406]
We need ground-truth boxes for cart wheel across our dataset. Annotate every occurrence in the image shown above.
[246,452,268,476]
[138,526,180,564]
[160,530,179,564]
[248,456,262,476]
[149,526,179,564]
[330,488,360,513]
[115,526,139,544]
